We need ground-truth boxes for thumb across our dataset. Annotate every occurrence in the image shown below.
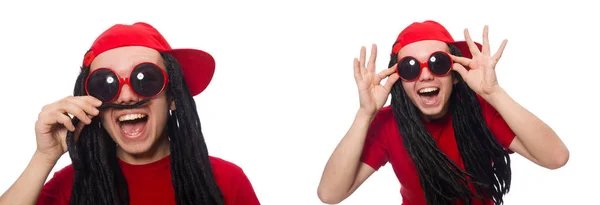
[383,73,400,92]
[73,119,87,141]
[452,63,468,78]
[61,118,87,152]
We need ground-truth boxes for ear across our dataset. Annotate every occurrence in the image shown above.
[453,77,459,85]
[169,99,176,111]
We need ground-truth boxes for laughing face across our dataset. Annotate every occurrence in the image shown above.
[90,46,173,163]
[398,40,458,121]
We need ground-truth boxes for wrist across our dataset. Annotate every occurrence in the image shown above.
[33,150,59,167]
[482,86,508,107]
[356,108,377,121]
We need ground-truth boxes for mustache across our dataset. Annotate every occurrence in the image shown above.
[98,99,150,110]
[66,99,151,141]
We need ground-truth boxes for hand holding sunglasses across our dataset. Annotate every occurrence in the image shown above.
[353,44,400,115]
[451,25,508,98]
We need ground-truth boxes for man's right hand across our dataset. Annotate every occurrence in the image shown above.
[0,96,102,204]
[318,46,400,204]
[34,96,102,164]
[353,44,400,116]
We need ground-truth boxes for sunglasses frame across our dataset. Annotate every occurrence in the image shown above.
[396,51,454,82]
[84,62,169,103]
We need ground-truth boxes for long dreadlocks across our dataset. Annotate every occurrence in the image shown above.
[387,44,511,205]
[65,52,224,205]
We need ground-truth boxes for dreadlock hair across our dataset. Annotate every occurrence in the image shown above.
[65,52,224,205]
[387,44,511,205]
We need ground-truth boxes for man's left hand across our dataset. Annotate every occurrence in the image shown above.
[451,25,508,99]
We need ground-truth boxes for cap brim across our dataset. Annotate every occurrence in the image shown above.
[164,48,215,96]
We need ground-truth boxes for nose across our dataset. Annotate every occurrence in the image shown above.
[114,84,140,105]
[418,66,434,82]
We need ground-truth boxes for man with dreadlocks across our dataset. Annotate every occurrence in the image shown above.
[318,20,569,205]
[0,22,260,205]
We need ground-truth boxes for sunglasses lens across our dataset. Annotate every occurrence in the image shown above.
[130,63,166,97]
[428,52,452,75]
[398,57,421,80]
[86,69,120,102]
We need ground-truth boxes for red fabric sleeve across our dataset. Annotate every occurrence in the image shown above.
[36,174,61,205]
[360,108,390,171]
[478,96,516,153]
[36,166,72,205]
[210,156,260,205]
[228,168,261,205]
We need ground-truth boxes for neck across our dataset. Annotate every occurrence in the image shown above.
[116,134,170,165]
[420,103,451,122]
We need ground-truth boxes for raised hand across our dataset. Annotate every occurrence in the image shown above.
[34,96,102,163]
[354,44,400,115]
[451,25,508,98]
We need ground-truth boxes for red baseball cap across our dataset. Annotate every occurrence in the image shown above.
[82,22,215,96]
[391,20,482,59]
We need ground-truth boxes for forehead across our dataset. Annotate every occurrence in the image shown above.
[90,46,164,72]
[397,40,449,60]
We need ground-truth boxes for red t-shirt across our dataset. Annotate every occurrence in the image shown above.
[361,96,516,205]
[37,155,260,205]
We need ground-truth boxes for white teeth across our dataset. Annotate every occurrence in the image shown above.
[419,87,439,93]
[118,114,147,122]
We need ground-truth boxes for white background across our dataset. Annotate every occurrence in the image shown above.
[0,0,597,204]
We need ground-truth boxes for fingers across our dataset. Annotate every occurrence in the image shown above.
[464,29,481,57]
[482,25,490,56]
[359,46,367,77]
[59,117,87,151]
[383,73,400,92]
[356,45,379,83]
[493,39,508,62]
[367,44,377,73]
[61,104,93,124]
[353,58,362,81]
[452,63,468,77]
[451,55,472,67]
[52,111,76,131]
[83,96,103,107]
[65,97,100,119]
[377,63,397,80]
[40,96,101,131]
[59,98,99,125]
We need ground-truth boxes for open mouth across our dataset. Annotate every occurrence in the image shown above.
[417,87,440,105]
[118,113,148,139]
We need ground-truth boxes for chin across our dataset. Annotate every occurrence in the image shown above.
[418,103,444,114]
[418,105,447,119]
[116,139,155,155]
